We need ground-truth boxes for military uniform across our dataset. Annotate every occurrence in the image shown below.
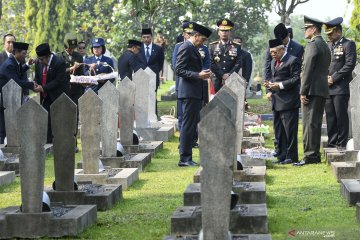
[296,16,331,166]
[324,17,356,148]
[210,40,243,92]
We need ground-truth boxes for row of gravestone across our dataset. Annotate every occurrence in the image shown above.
[165,73,271,239]
[323,64,360,221]
[0,67,176,238]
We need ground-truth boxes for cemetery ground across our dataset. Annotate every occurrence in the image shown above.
[0,81,359,239]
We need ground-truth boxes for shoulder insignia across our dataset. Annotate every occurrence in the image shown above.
[209,41,219,45]
[232,41,241,45]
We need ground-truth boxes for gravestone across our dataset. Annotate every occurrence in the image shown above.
[76,90,139,189]
[79,90,102,174]
[350,75,360,150]
[3,79,22,148]
[99,81,120,157]
[133,69,150,128]
[18,99,48,212]
[144,67,158,123]
[0,99,96,238]
[51,93,77,191]
[200,106,235,239]
[118,77,136,146]
[47,94,122,211]
[225,73,247,166]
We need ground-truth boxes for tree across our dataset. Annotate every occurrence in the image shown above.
[274,0,310,25]
[350,0,360,61]
[24,0,72,53]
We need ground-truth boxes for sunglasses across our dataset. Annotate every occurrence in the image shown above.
[78,47,85,49]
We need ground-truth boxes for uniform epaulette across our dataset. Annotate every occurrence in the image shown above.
[232,41,241,45]
[175,42,183,46]
[209,41,219,45]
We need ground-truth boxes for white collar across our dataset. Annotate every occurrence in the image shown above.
[144,42,153,51]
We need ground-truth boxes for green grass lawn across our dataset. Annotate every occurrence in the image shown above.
[0,85,359,239]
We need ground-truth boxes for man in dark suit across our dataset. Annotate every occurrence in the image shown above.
[294,16,331,166]
[264,39,301,164]
[0,42,36,144]
[137,28,165,89]
[210,19,251,92]
[264,23,304,81]
[34,43,69,143]
[176,22,212,167]
[117,39,142,80]
[323,17,356,150]
[0,34,16,66]
[264,23,304,158]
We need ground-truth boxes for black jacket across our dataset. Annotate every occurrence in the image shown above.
[117,50,140,80]
[176,40,204,100]
[328,37,356,95]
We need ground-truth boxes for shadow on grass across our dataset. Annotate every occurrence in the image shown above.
[126,178,148,191]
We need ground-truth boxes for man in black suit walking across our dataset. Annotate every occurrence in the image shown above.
[176,23,212,167]
[294,16,331,166]
[34,43,69,143]
[117,40,142,80]
[264,39,301,164]
[323,17,356,150]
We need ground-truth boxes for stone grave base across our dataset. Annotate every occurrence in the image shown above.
[136,126,174,142]
[77,153,151,172]
[357,203,360,221]
[123,144,140,154]
[340,179,360,205]
[0,204,96,238]
[240,155,267,167]
[0,157,19,174]
[331,162,360,182]
[46,184,122,211]
[183,182,265,206]
[242,137,264,149]
[0,171,15,186]
[138,141,164,156]
[160,94,177,101]
[325,149,359,164]
[0,143,53,155]
[75,168,138,189]
[171,204,268,235]
[164,234,272,240]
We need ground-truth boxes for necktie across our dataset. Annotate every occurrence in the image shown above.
[275,60,281,69]
[146,46,150,62]
[41,66,48,98]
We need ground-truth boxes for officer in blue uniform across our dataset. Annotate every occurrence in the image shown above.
[324,17,356,150]
[117,39,142,80]
[84,37,115,93]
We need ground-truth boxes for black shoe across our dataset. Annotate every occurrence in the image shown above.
[192,143,199,148]
[280,159,294,164]
[178,160,198,167]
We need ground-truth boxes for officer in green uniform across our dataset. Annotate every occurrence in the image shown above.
[57,32,84,152]
[209,18,244,93]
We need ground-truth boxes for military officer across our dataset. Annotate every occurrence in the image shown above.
[294,16,331,166]
[324,17,356,150]
[117,39,142,80]
[57,33,84,105]
[210,18,250,92]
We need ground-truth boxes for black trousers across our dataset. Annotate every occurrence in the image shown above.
[273,108,299,161]
[42,96,53,144]
[325,94,349,148]
[179,98,202,162]
[0,107,5,144]
[302,96,326,161]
